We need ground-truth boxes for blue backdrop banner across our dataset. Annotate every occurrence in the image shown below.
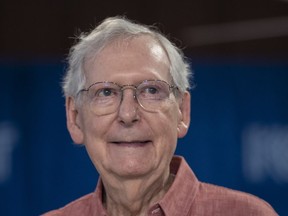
[0,58,287,215]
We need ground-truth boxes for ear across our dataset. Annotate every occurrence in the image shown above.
[177,91,191,138]
[66,97,84,144]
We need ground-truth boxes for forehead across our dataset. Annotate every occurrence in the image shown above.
[84,35,171,83]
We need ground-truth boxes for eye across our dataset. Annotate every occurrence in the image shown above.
[96,88,117,97]
[138,84,163,100]
[144,86,158,94]
[137,81,170,100]
[98,88,113,97]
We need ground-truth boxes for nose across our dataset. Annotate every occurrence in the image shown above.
[117,88,139,126]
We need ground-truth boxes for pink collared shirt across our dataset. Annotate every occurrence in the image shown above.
[42,156,278,216]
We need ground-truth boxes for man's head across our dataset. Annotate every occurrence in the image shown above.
[64,17,192,181]
[62,17,192,99]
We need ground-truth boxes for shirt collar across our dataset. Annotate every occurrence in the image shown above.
[158,156,199,216]
[95,156,199,216]
[93,180,108,216]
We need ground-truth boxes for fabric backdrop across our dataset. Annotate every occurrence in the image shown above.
[0,57,287,215]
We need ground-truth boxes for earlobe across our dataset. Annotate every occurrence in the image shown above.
[178,122,189,138]
[177,91,191,138]
[66,97,84,144]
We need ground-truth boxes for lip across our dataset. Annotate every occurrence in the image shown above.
[110,140,151,147]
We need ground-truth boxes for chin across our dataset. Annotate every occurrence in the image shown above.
[110,161,155,178]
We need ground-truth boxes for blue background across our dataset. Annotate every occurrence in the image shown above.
[0,57,287,215]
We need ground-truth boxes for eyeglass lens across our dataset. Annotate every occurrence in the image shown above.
[85,80,174,115]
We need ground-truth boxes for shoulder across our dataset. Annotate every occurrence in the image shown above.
[191,182,278,215]
[41,193,95,216]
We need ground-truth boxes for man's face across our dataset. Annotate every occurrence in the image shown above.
[66,36,190,180]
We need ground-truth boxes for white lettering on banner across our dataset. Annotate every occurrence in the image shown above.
[242,124,288,183]
[0,122,19,184]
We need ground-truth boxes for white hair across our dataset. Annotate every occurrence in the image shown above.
[62,16,193,98]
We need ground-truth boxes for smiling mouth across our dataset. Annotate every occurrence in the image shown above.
[111,140,151,147]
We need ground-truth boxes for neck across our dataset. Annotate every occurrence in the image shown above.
[101,170,174,216]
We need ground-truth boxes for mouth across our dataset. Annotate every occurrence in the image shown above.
[111,140,151,147]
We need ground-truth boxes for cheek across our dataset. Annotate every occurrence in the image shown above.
[160,101,181,126]
[155,104,180,141]
[80,111,114,143]
[80,115,115,171]
[153,111,179,163]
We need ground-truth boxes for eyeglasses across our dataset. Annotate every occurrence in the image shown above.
[77,80,179,115]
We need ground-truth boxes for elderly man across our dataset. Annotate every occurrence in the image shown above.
[43,17,277,216]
